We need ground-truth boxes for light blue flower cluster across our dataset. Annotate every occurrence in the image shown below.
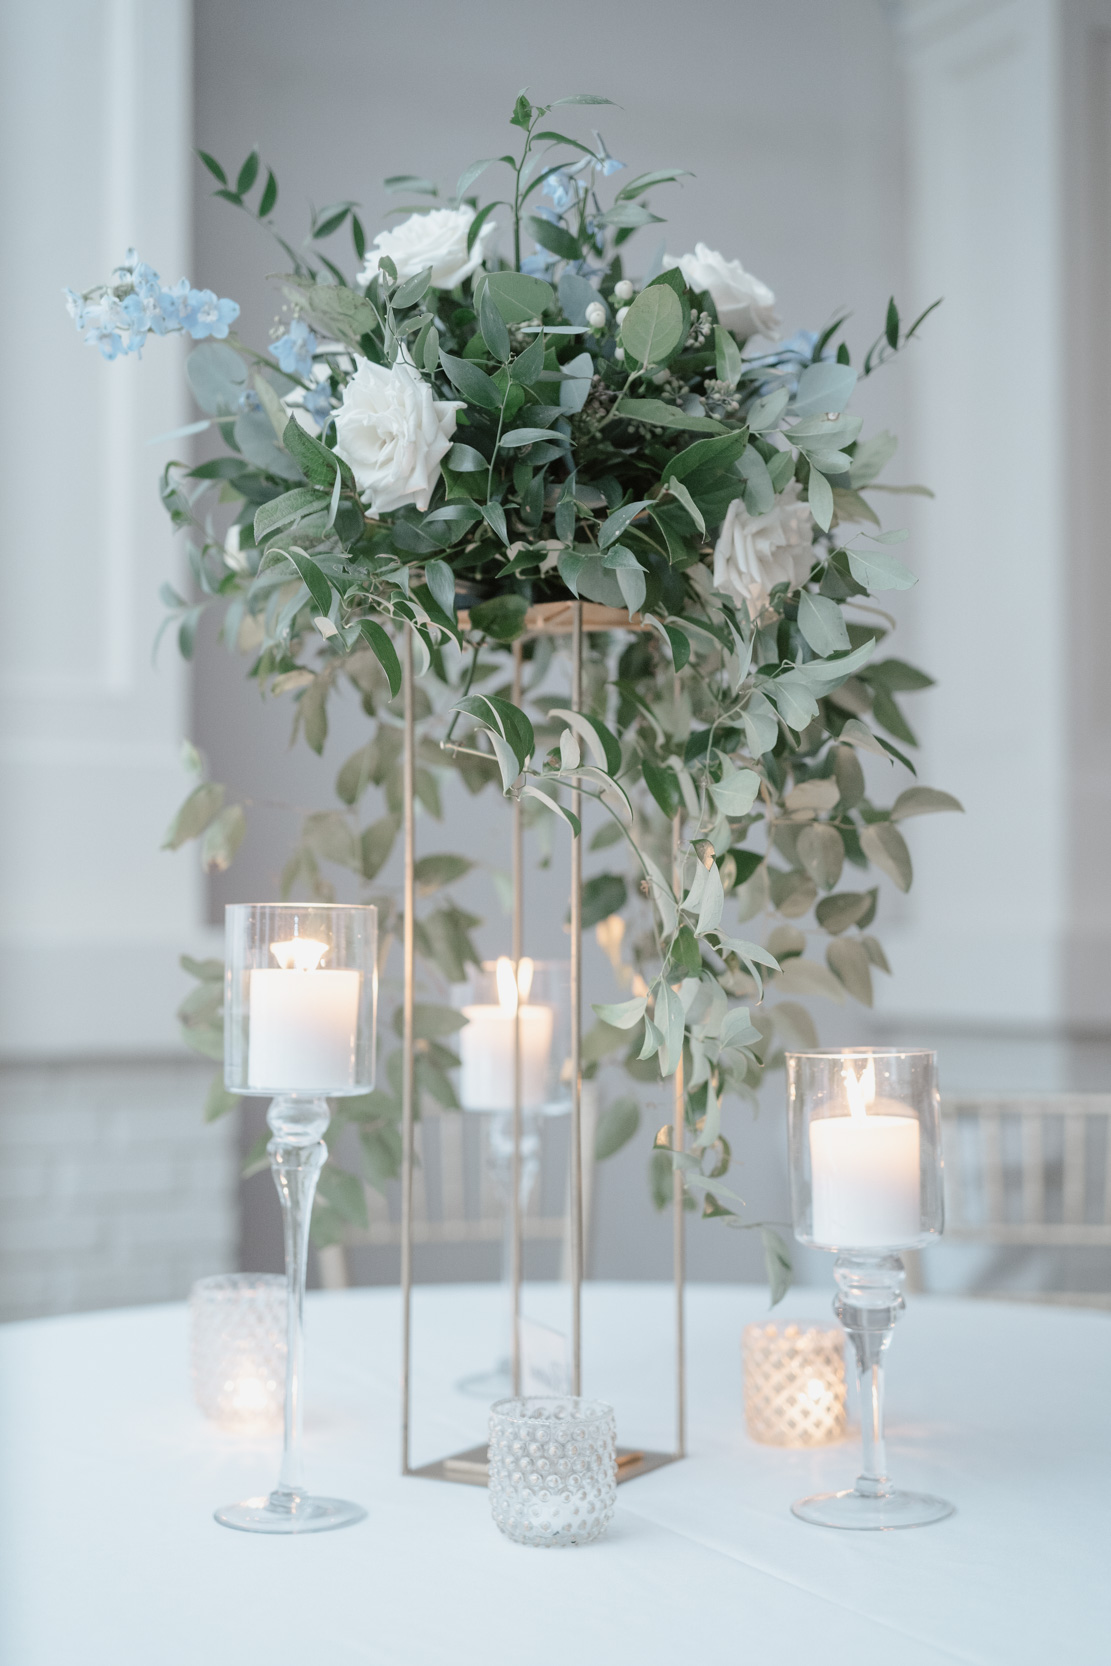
[270,318,316,380]
[64,250,239,360]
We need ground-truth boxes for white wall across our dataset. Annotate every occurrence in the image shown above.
[0,1,239,1320]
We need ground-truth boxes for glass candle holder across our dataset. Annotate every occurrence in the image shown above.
[189,1274,286,1432]
[454,959,571,1399]
[455,958,571,1117]
[488,1397,617,1547]
[217,903,377,1536]
[742,1320,847,1447]
[786,1048,953,1529]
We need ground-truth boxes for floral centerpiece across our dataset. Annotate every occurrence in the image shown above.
[67,91,958,1290]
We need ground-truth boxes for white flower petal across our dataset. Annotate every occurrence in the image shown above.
[333,357,464,515]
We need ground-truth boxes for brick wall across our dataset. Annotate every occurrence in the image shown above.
[0,1058,238,1321]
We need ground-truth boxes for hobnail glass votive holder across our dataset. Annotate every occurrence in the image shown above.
[189,1273,286,1431]
[742,1319,848,1447]
[488,1397,617,1547]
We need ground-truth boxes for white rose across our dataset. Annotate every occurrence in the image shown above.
[663,243,779,340]
[712,482,813,618]
[333,358,464,515]
[358,206,495,291]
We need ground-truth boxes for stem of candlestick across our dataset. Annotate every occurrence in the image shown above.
[790,1253,954,1531]
[213,1095,366,1534]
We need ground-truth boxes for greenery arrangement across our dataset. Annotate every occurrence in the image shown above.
[67,91,959,1290]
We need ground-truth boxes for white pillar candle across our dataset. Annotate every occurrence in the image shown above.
[809,1059,921,1247]
[459,957,554,1112]
[247,937,361,1091]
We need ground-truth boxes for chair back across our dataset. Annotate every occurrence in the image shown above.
[941,1095,1111,1246]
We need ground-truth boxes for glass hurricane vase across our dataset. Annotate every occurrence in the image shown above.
[215,903,377,1534]
[786,1047,954,1530]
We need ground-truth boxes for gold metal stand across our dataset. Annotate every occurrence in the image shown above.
[400,608,686,1483]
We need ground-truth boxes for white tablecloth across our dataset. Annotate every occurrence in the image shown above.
[1,1282,1106,1665]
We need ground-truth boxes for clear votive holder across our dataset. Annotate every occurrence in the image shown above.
[488,1397,617,1547]
[189,1273,286,1432]
[742,1320,847,1447]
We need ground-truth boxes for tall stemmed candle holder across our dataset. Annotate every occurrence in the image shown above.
[456,956,570,1399]
[218,902,377,1534]
[786,1047,954,1530]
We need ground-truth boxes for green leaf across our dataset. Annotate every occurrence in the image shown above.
[315,1164,368,1229]
[553,93,615,105]
[470,592,528,642]
[713,324,743,387]
[185,341,248,416]
[281,417,355,490]
[361,815,399,880]
[847,545,917,591]
[547,708,623,776]
[203,1073,240,1124]
[283,547,333,616]
[196,150,227,185]
[807,468,833,532]
[797,591,850,656]
[619,283,684,367]
[745,388,790,432]
[667,923,702,980]
[860,821,913,891]
[615,167,691,200]
[508,332,546,385]
[664,623,691,669]
[257,169,278,218]
[525,215,582,261]
[614,398,726,435]
[254,486,326,544]
[162,782,225,850]
[666,479,705,537]
[518,783,581,838]
[827,936,873,1006]
[796,822,844,891]
[642,760,683,818]
[236,149,260,195]
[454,693,534,772]
[711,767,761,817]
[484,270,555,323]
[448,442,487,472]
[793,361,858,419]
[201,804,247,873]
[592,996,647,1030]
[885,296,900,349]
[890,786,963,820]
[580,873,628,928]
[761,1226,793,1308]
[414,853,474,893]
[479,501,509,546]
[479,286,511,361]
[594,1097,641,1159]
[815,891,873,935]
[598,499,652,549]
[393,265,433,309]
[357,620,402,697]
[285,278,382,349]
[438,350,503,412]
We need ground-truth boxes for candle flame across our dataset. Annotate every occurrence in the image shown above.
[270,937,328,972]
[842,1056,876,1120]
[495,955,534,1014]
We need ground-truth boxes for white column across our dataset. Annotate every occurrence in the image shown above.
[883,0,1111,1029]
[0,0,212,1056]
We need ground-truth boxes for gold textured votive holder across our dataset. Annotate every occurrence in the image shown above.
[742,1319,848,1447]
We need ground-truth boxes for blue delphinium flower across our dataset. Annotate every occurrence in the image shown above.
[270,318,316,380]
[520,252,557,278]
[301,382,334,431]
[64,254,240,357]
[183,289,240,341]
[544,170,583,214]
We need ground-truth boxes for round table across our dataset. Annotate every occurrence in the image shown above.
[0,1283,1106,1665]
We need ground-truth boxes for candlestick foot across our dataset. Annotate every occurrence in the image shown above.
[215,1489,367,1534]
[792,1485,954,1530]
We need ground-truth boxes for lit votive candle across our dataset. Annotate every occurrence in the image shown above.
[459,956,554,1112]
[189,1273,286,1432]
[247,936,361,1092]
[742,1320,848,1446]
[809,1057,921,1247]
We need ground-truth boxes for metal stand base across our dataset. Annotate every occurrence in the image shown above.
[410,1445,681,1487]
